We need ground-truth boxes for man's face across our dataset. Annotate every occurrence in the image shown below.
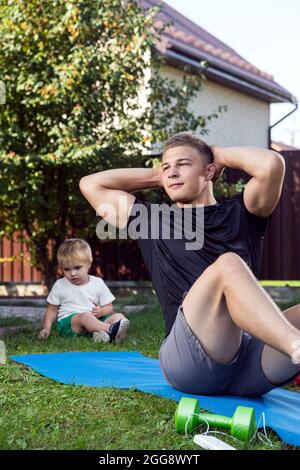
[161,146,207,204]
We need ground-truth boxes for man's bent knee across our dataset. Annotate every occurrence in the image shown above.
[217,252,245,265]
[200,253,250,294]
[216,252,249,278]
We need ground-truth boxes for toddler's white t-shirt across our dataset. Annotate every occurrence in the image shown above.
[47,275,116,321]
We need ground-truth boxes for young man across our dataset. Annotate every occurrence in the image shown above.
[79,132,300,396]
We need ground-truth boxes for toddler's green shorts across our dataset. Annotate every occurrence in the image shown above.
[56,312,112,338]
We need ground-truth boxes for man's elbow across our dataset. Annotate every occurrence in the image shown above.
[263,152,285,179]
[79,176,88,192]
[79,175,95,196]
[79,174,106,194]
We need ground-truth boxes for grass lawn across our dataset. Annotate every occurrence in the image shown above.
[0,298,299,451]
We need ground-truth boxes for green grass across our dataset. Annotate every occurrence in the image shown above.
[0,299,299,450]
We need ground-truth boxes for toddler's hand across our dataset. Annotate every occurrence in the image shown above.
[38,328,50,340]
[92,303,104,317]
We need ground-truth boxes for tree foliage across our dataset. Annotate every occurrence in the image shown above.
[0,0,229,287]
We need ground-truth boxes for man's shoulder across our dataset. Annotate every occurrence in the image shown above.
[223,191,243,204]
[128,198,161,226]
[217,191,244,212]
[131,197,159,209]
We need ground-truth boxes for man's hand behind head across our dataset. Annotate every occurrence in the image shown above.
[211,145,226,182]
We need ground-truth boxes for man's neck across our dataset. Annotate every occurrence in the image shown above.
[176,192,218,208]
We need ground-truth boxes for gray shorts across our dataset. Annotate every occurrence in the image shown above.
[159,304,298,397]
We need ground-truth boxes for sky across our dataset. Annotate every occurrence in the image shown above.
[165,0,300,147]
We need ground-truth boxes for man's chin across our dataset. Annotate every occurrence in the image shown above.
[165,188,193,204]
[169,194,190,204]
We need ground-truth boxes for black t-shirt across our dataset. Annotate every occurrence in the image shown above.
[126,189,272,337]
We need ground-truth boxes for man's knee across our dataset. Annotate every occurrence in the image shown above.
[217,252,247,268]
[214,252,249,284]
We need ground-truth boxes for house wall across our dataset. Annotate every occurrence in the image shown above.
[160,64,270,148]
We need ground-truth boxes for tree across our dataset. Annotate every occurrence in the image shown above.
[0,0,227,288]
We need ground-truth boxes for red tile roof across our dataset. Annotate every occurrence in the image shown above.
[140,0,295,103]
[157,21,273,80]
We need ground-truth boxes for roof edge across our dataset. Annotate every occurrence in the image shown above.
[159,47,295,104]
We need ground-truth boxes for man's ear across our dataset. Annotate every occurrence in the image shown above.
[205,163,217,181]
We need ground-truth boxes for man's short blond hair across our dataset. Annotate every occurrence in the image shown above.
[162,132,214,165]
[57,239,93,268]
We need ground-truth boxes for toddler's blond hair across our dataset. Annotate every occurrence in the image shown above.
[57,238,93,268]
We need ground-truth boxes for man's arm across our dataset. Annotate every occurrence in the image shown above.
[38,304,59,339]
[212,146,285,217]
[79,168,162,229]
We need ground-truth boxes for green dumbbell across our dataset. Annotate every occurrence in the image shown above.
[175,397,256,443]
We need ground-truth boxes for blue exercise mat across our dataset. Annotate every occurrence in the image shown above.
[10,351,300,446]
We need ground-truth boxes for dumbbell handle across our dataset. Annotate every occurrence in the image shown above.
[195,413,232,430]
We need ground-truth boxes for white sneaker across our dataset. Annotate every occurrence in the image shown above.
[93,330,110,343]
[114,318,130,344]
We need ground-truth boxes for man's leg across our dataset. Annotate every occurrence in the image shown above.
[261,304,300,385]
[182,252,300,366]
